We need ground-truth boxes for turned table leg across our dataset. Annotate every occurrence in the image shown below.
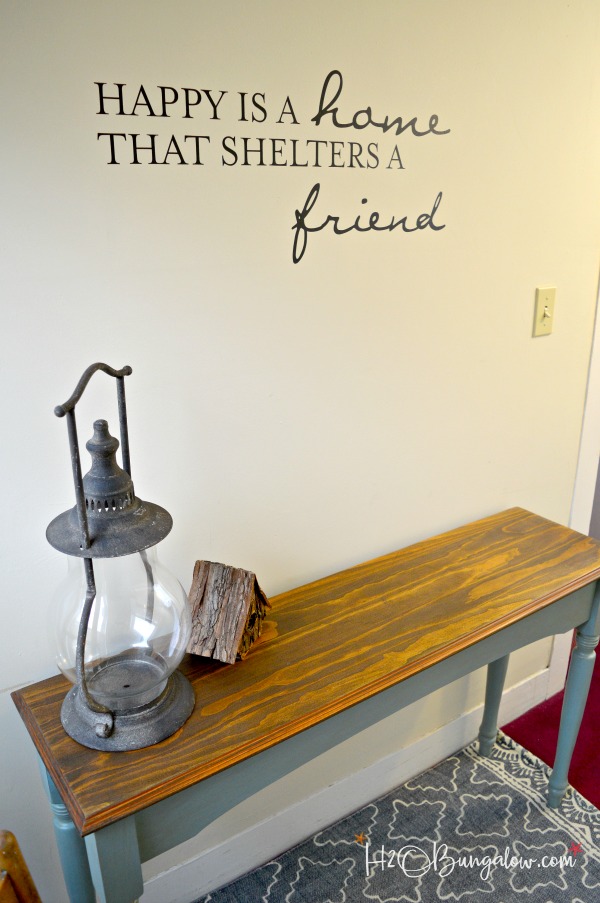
[478,653,510,756]
[39,765,96,903]
[547,594,600,808]
[39,761,143,903]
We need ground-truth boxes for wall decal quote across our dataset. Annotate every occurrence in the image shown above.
[95,70,450,262]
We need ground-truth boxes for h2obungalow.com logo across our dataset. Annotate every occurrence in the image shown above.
[364,842,578,882]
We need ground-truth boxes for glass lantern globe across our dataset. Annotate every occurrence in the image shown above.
[54,546,191,713]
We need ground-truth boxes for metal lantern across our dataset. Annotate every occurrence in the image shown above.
[46,363,194,751]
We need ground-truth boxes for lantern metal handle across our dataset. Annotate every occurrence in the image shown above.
[54,362,133,417]
[53,363,132,739]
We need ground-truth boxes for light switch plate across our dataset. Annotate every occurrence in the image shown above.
[533,287,556,337]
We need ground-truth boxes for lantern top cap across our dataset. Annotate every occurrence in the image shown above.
[46,364,173,558]
[83,419,133,508]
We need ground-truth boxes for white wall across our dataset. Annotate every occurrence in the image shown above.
[2,2,600,900]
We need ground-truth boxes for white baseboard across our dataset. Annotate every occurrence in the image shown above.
[141,667,552,903]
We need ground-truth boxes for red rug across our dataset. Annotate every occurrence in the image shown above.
[502,647,600,808]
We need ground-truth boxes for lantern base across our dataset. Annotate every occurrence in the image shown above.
[61,670,195,751]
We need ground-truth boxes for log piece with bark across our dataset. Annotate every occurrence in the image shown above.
[186,561,270,664]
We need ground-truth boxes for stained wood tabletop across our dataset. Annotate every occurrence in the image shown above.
[12,508,600,835]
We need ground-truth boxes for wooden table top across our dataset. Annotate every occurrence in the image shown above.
[12,508,600,835]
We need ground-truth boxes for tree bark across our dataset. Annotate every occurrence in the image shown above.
[187,561,270,664]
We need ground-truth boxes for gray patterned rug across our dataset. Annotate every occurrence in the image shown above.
[196,732,600,902]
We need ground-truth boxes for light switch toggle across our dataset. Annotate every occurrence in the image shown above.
[533,287,556,336]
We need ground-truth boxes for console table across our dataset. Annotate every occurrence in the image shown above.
[12,508,600,903]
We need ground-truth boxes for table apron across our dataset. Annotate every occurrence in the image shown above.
[131,581,595,863]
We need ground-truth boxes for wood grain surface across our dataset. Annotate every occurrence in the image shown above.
[0,831,41,903]
[12,508,600,835]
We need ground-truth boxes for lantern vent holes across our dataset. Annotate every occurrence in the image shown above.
[85,491,133,515]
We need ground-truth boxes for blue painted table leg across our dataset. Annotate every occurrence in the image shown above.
[85,816,144,903]
[39,764,96,903]
[478,653,510,756]
[547,618,599,808]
